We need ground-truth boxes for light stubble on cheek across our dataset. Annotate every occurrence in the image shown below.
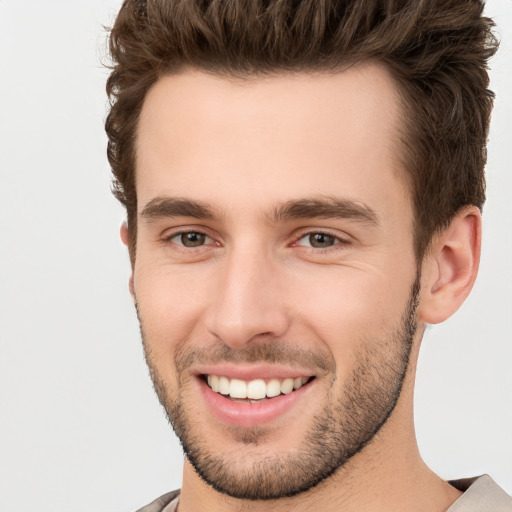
[134,270,421,500]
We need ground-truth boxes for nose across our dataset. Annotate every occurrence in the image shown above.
[204,245,290,348]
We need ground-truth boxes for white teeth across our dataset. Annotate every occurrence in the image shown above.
[219,376,230,395]
[247,379,266,400]
[266,379,281,398]
[210,375,220,392]
[280,378,294,394]
[206,375,310,400]
[229,379,247,399]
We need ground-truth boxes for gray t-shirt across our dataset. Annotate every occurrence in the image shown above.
[136,475,512,512]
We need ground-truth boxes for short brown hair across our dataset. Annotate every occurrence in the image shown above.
[106,0,498,262]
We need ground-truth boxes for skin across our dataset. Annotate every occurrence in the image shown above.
[124,64,481,512]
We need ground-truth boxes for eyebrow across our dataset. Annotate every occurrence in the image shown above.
[140,195,379,226]
[270,197,379,225]
[141,197,220,222]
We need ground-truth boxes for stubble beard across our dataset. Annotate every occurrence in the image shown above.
[139,273,421,500]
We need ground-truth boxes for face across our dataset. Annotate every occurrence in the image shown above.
[133,65,421,499]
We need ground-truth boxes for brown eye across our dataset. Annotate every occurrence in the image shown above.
[180,232,206,247]
[308,233,337,248]
[168,231,211,247]
[295,232,340,249]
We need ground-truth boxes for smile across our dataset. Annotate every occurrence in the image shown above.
[197,368,317,427]
[205,375,311,401]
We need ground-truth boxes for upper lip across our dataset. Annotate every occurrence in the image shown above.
[193,364,315,381]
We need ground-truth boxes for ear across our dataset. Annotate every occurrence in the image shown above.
[418,207,481,324]
[120,222,135,297]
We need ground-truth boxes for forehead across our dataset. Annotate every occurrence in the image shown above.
[135,64,409,219]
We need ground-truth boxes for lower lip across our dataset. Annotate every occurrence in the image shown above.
[198,377,314,428]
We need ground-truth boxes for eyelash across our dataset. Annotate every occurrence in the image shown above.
[292,230,349,251]
[162,229,349,253]
[163,230,215,248]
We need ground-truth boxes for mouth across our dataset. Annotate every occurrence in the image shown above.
[202,374,314,402]
[195,365,318,427]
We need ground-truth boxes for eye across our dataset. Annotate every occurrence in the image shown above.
[295,232,342,249]
[168,231,213,248]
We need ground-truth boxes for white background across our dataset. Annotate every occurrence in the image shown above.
[0,1,510,511]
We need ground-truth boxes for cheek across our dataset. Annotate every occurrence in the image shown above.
[288,266,413,360]
[133,263,212,356]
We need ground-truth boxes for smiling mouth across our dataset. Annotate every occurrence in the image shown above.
[203,374,314,402]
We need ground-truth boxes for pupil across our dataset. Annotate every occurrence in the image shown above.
[182,232,205,247]
[309,233,334,248]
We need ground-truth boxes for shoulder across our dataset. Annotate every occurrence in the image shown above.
[447,475,512,512]
[135,490,180,512]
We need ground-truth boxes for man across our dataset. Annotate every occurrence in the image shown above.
[105,1,511,511]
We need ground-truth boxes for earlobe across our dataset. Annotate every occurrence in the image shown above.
[418,207,481,324]
[120,222,135,297]
[120,221,130,246]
